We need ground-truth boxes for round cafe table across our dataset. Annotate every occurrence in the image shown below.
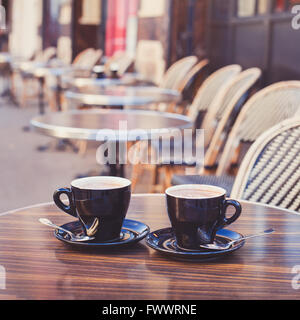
[30,109,192,177]
[27,64,89,114]
[62,73,154,90]
[64,86,181,108]
[35,69,156,113]
[0,194,300,300]
[10,61,67,114]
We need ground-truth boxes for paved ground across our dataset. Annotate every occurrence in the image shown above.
[0,97,153,213]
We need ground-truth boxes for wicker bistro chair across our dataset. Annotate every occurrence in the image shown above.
[186,65,242,124]
[14,47,57,107]
[154,56,198,112]
[167,59,209,114]
[58,48,103,87]
[72,48,95,66]
[216,81,300,176]
[104,51,134,77]
[172,81,300,195]
[177,59,209,94]
[35,47,57,63]
[50,48,103,93]
[163,68,261,191]
[231,117,300,212]
[130,64,242,192]
[72,48,103,71]
[47,48,103,111]
[202,67,262,158]
[160,56,198,90]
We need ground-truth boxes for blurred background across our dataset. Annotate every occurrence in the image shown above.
[2,0,300,85]
[0,0,300,213]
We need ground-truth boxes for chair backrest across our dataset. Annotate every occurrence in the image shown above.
[115,53,134,76]
[202,68,262,165]
[231,117,300,212]
[216,81,300,176]
[84,49,103,69]
[187,64,242,123]
[160,56,198,90]
[72,48,97,67]
[42,47,57,62]
[178,59,209,94]
[34,47,57,63]
[105,51,134,76]
[166,59,209,114]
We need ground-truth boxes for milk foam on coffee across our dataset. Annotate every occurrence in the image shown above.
[166,185,225,199]
[71,176,131,190]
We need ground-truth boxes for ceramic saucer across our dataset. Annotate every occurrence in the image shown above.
[55,219,150,249]
[146,228,245,262]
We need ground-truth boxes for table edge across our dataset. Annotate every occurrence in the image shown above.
[0,194,299,217]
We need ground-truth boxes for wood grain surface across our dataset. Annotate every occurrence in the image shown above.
[0,194,300,300]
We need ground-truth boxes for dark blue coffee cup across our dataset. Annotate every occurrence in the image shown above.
[166,184,242,250]
[53,176,131,242]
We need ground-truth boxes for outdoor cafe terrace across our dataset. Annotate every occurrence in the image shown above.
[0,0,299,303]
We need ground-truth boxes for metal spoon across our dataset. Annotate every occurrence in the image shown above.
[200,228,275,251]
[39,218,95,242]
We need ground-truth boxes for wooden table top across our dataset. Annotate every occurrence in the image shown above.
[0,194,300,300]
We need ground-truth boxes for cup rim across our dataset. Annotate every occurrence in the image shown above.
[71,176,131,190]
[165,184,226,199]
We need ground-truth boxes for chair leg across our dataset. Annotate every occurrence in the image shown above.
[10,73,16,100]
[78,141,88,156]
[60,94,67,111]
[151,165,163,193]
[166,102,176,113]
[20,79,26,108]
[47,91,57,112]
[163,166,173,190]
[231,144,242,166]
[131,163,144,191]
[128,140,146,191]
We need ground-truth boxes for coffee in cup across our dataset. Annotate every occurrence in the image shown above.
[53,176,131,242]
[165,184,242,250]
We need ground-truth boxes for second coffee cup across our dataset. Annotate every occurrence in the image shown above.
[165,184,242,250]
[53,176,131,242]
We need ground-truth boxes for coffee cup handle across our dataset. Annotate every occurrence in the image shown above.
[222,199,242,227]
[53,188,77,218]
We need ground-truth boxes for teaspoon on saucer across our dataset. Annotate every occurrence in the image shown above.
[39,218,95,242]
[199,228,275,251]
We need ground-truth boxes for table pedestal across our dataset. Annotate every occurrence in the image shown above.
[0,64,18,106]
[77,141,126,178]
[37,76,45,115]
[108,163,125,177]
